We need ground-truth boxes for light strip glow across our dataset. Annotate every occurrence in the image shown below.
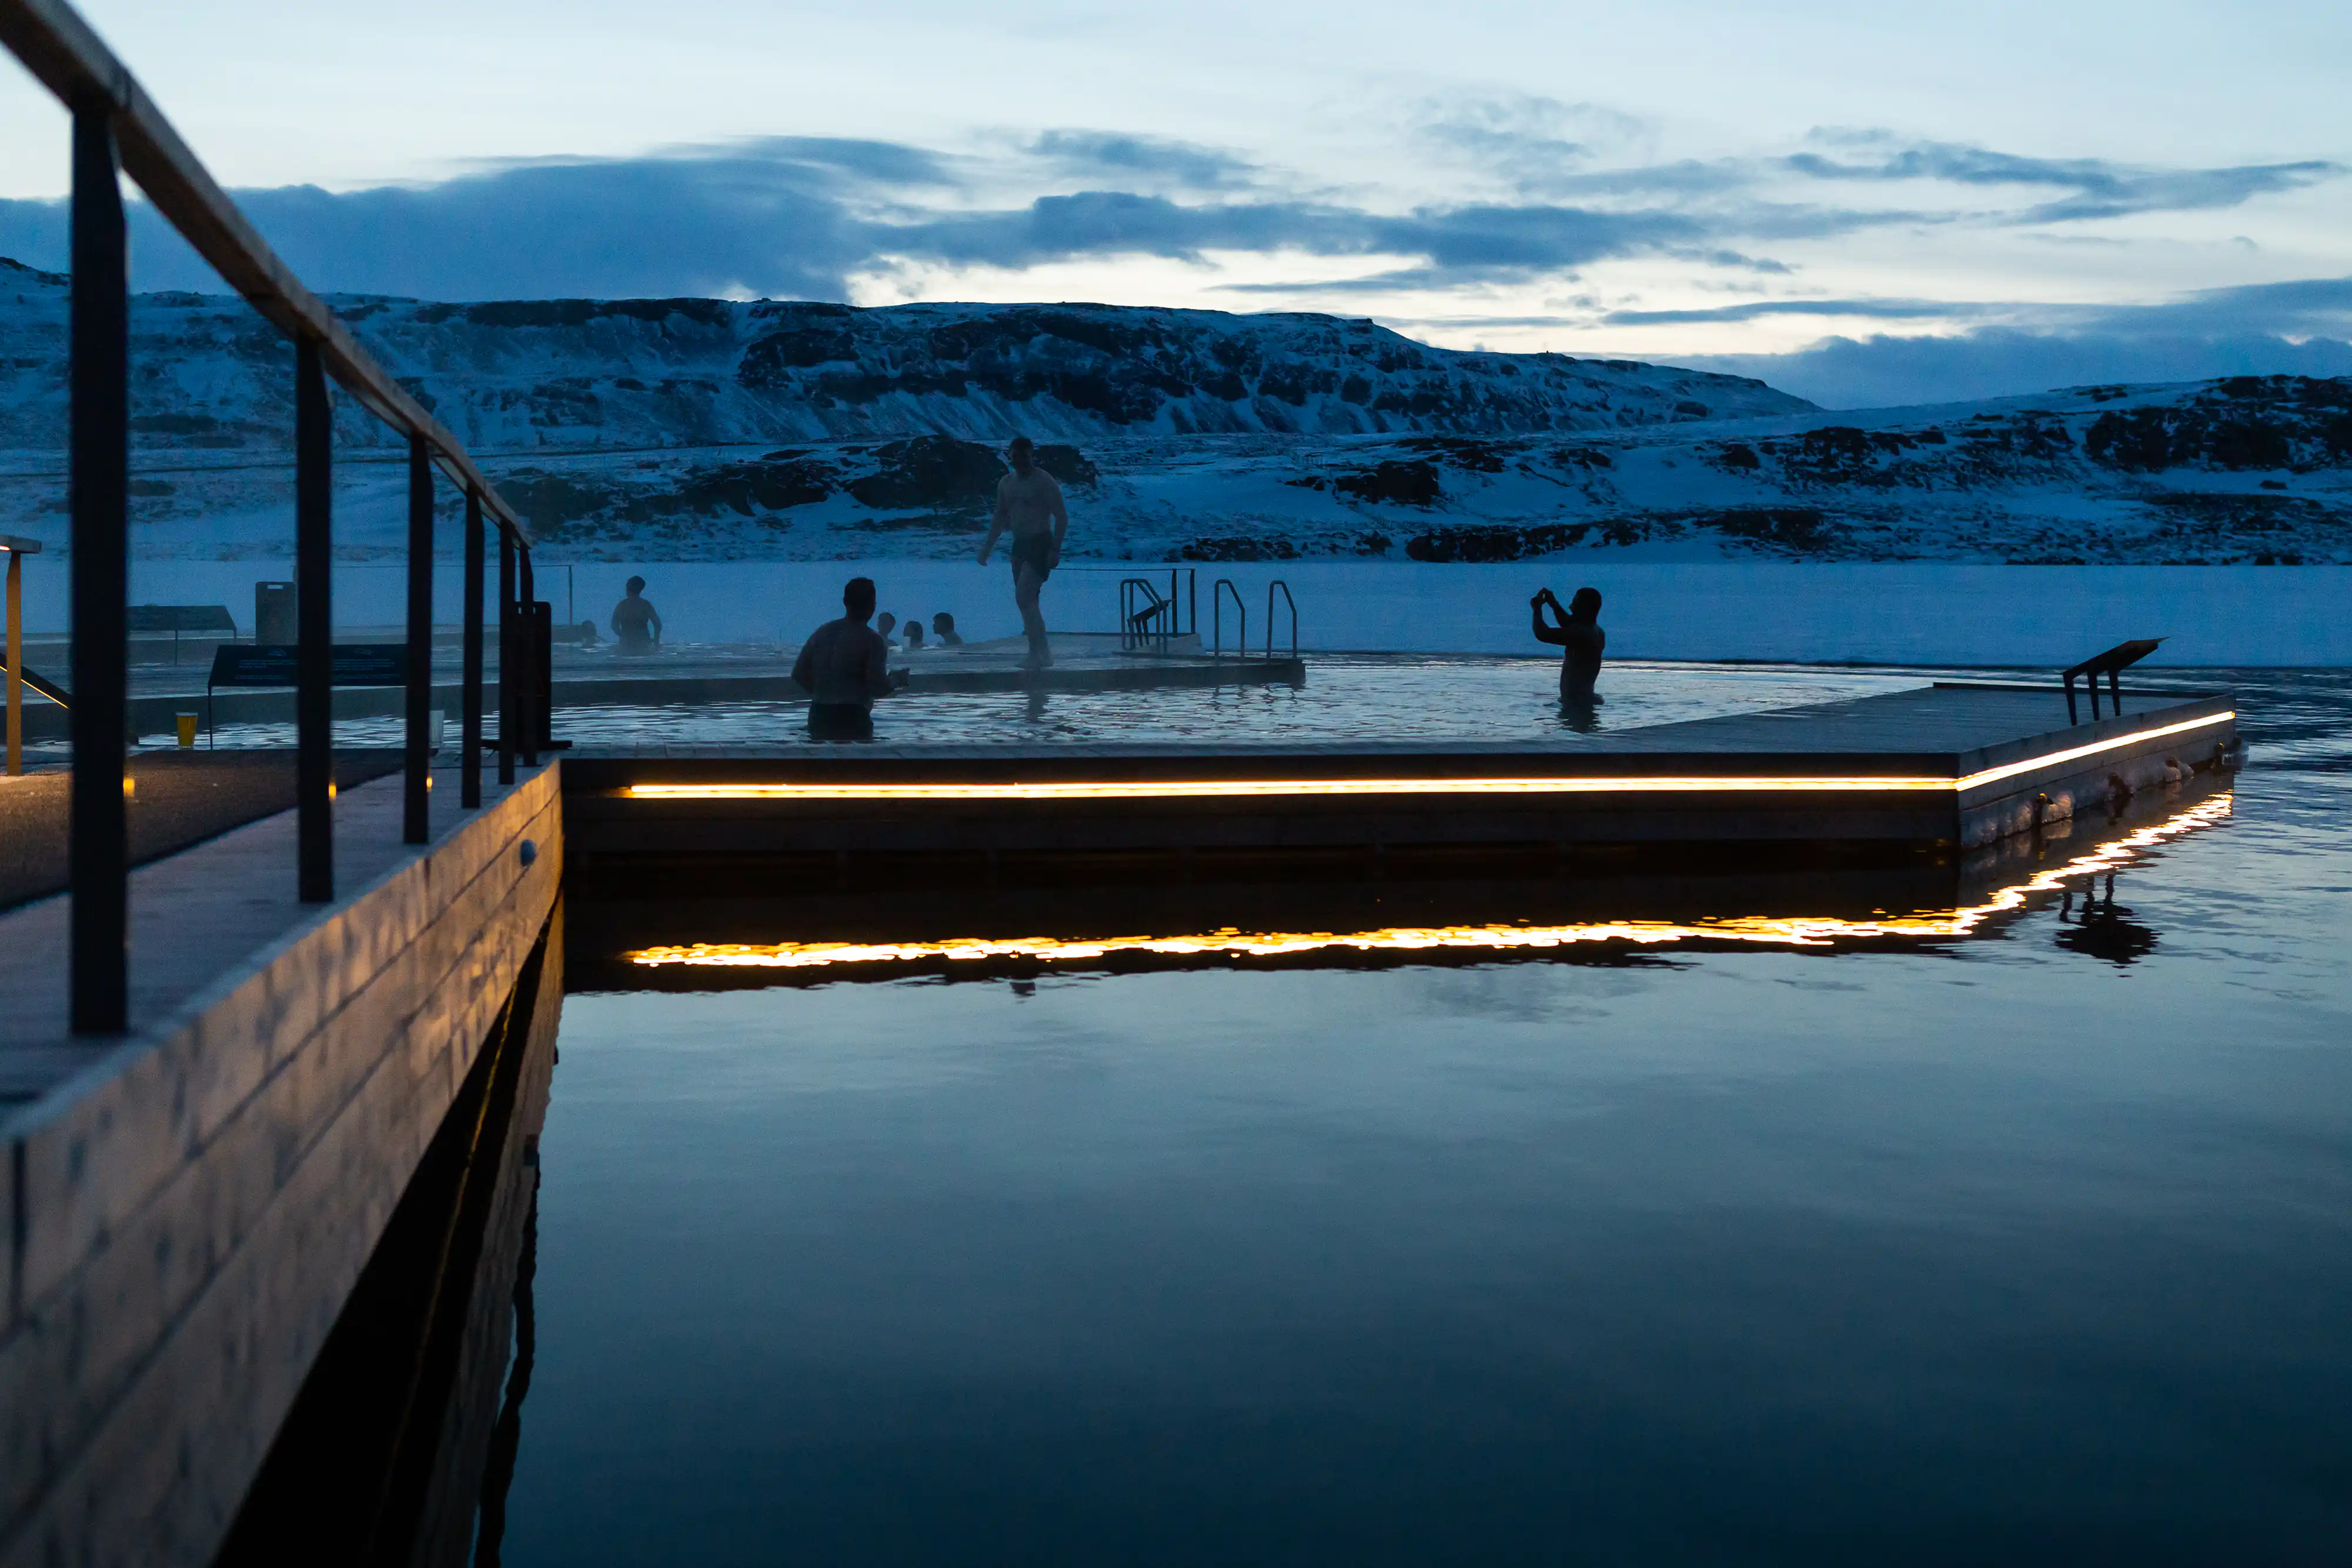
[624,794,2233,971]
[620,713,2231,803]
[1951,712,2232,791]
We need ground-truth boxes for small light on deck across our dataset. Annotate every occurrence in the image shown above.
[121,776,134,799]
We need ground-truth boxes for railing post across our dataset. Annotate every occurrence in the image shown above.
[403,433,432,844]
[497,528,515,786]
[518,549,539,768]
[6,549,22,777]
[462,489,483,808]
[295,336,333,902]
[69,98,129,1034]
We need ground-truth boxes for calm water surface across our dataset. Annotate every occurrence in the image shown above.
[191,654,1917,753]
[490,669,2352,1565]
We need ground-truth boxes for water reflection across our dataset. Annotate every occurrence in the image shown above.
[600,791,2227,982]
[2055,875,2160,965]
[1559,694,1603,733]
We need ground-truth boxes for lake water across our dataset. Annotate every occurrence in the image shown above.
[467,669,2352,1562]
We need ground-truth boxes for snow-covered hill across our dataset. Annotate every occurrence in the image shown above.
[0,258,1805,453]
[460,376,2348,565]
[2,259,2348,564]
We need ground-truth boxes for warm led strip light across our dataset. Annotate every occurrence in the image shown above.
[626,793,2233,971]
[622,712,2232,803]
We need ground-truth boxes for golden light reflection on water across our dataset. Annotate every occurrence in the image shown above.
[624,794,2233,972]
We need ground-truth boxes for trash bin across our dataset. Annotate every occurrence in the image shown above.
[255,581,296,646]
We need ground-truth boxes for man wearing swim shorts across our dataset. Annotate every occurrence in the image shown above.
[977,435,1068,670]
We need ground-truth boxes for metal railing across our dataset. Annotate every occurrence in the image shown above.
[1210,579,1246,660]
[2,0,540,1033]
[1265,580,1297,661]
[1116,567,1198,652]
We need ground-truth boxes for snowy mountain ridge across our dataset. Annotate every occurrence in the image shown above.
[1,259,2348,565]
[0,259,1808,453]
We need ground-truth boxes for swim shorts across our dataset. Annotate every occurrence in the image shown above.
[1009,531,1055,582]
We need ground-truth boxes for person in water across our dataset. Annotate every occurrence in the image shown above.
[903,618,926,650]
[931,612,963,647]
[977,435,1068,669]
[610,576,662,656]
[791,576,903,741]
[874,611,897,643]
[1531,586,1605,703]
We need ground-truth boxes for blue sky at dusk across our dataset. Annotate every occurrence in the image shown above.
[4,0,2350,405]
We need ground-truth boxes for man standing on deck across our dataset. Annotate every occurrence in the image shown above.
[977,436,1068,670]
[791,576,902,741]
[1531,586,1605,704]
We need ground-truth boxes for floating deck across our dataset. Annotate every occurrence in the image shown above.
[564,683,2237,874]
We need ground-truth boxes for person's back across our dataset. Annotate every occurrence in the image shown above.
[792,576,897,740]
[612,576,662,657]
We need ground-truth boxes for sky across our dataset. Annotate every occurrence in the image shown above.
[4,0,2351,407]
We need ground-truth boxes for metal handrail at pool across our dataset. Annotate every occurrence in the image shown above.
[1211,579,1247,660]
[1267,580,1298,661]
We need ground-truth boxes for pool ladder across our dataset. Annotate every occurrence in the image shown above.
[1209,579,1298,661]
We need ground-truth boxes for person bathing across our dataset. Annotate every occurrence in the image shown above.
[1531,586,1605,703]
[791,576,904,741]
[977,435,1068,670]
[931,612,963,647]
[610,576,662,657]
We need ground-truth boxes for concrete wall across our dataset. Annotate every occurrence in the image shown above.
[0,767,563,1568]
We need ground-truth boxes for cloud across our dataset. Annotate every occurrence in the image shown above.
[2,136,954,300]
[881,190,1359,270]
[1,123,2344,424]
[1412,95,1649,193]
[1602,297,2010,326]
[1784,139,2342,223]
[1027,130,1257,191]
[1679,276,2352,407]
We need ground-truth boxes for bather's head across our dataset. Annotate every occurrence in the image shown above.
[932,612,956,635]
[625,575,646,597]
[845,577,877,624]
[1008,434,1035,476]
[1569,586,1602,620]
[904,620,925,647]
